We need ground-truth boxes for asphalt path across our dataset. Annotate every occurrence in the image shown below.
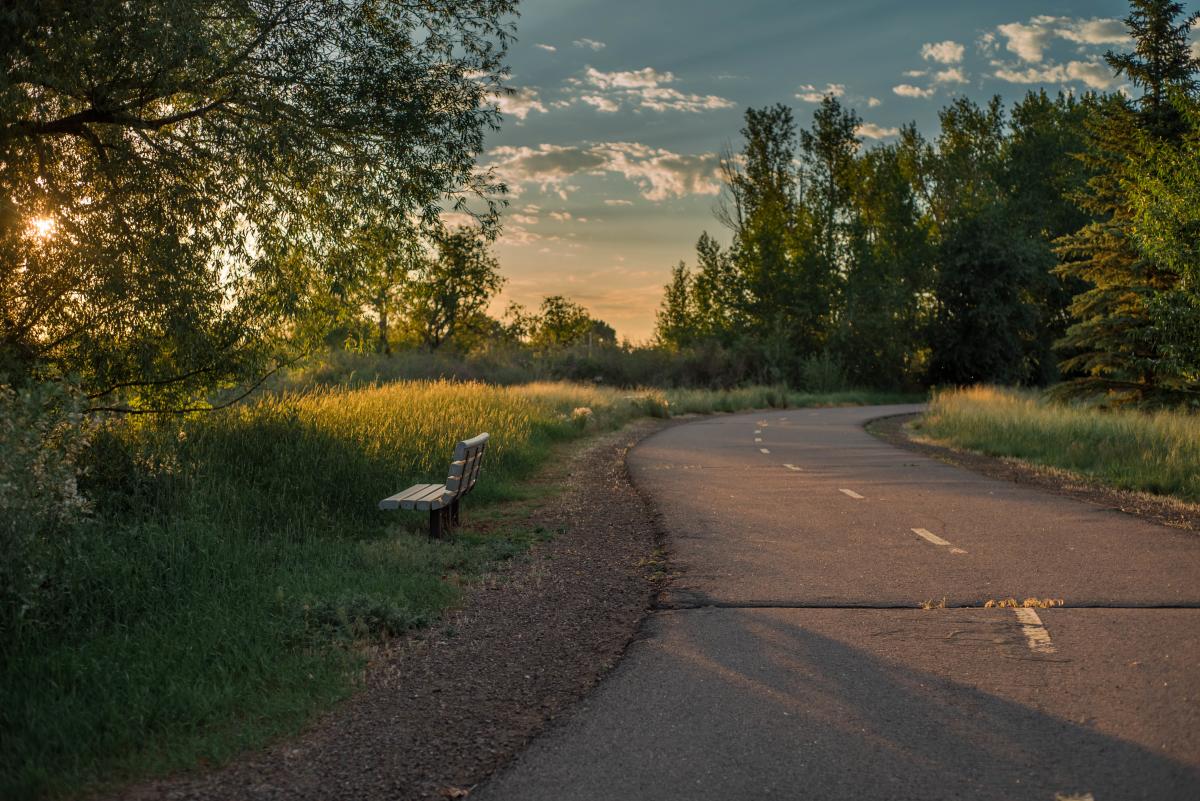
[477,405,1200,800]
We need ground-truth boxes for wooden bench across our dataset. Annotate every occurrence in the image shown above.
[378,433,489,537]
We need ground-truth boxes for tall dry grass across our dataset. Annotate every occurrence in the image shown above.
[920,386,1200,502]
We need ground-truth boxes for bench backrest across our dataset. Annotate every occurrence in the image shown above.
[444,432,488,499]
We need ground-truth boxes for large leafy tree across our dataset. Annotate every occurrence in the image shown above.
[0,0,514,409]
[1055,0,1199,403]
[403,227,504,351]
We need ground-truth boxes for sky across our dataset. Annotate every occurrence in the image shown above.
[471,0,1197,342]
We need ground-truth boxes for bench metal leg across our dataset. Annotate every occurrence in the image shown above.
[451,499,461,526]
[429,508,444,538]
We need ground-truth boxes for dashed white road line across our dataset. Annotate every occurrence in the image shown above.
[754,429,762,434]
[783,464,802,471]
[1014,608,1057,654]
[760,448,771,454]
[910,527,967,554]
[754,437,763,443]
[839,488,865,499]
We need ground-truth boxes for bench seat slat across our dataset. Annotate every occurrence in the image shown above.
[379,483,448,511]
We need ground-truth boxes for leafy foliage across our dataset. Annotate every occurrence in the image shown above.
[0,0,515,409]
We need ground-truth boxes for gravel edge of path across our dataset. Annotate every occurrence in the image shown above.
[868,412,1199,533]
[108,418,670,801]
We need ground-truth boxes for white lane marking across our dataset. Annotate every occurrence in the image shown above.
[1014,608,1057,654]
[839,488,865,499]
[754,429,762,434]
[755,437,763,443]
[783,464,802,471]
[911,527,951,546]
[760,448,771,454]
[910,527,967,554]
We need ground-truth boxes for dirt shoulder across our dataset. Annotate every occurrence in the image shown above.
[868,413,1200,533]
[112,419,668,801]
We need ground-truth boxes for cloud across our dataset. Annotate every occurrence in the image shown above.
[594,143,722,201]
[996,16,1127,63]
[584,66,670,89]
[581,94,620,112]
[993,59,1120,90]
[892,83,936,98]
[574,67,735,113]
[510,213,538,225]
[604,199,634,206]
[795,82,846,102]
[488,144,607,197]
[1059,17,1128,45]
[493,86,547,121]
[573,38,606,51]
[549,211,572,221]
[867,97,882,108]
[857,123,899,139]
[534,43,557,52]
[487,141,721,202]
[903,70,928,78]
[921,40,965,64]
[934,67,968,84]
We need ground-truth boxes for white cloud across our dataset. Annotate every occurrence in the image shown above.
[584,66,670,89]
[892,83,936,98]
[996,16,1127,63]
[534,43,557,52]
[1192,39,1200,60]
[604,199,634,206]
[856,123,899,140]
[581,94,620,112]
[867,96,882,108]
[795,82,846,102]
[493,86,547,121]
[1059,17,1128,45]
[594,142,722,200]
[934,67,968,84]
[510,213,538,225]
[921,40,965,64]
[487,141,721,202]
[574,67,735,113]
[573,38,606,51]
[904,69,928,78]
[549,211,572,221]
[993,59,1119,90]
[488,144,607,198]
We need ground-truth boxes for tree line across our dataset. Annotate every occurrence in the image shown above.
[655,0,1200,405]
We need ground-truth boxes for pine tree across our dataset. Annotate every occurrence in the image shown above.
[1055,0,1199,403]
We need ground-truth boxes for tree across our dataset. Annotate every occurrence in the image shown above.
[835,144,932,388]
[531,296,593,349]
[0,0,514,409]
[1000,90,1096,383]
[1055,0,1199,403]
[1107,0,1200,138]
[403,228,504,351]
[655,262,695,350]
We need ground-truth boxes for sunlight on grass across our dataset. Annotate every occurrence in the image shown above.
[919,386,1200,502]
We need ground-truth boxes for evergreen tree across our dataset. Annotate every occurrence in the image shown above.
[1056,0,1199,403]
[1107,0,1200,138]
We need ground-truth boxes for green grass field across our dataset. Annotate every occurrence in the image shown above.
[918,386,1200,503]
[2,380,916,799]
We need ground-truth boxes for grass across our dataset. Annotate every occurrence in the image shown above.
[917,386,1200,503]
[2,380,912,799]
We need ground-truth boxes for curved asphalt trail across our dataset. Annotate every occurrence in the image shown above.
[478,406,1200,801]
